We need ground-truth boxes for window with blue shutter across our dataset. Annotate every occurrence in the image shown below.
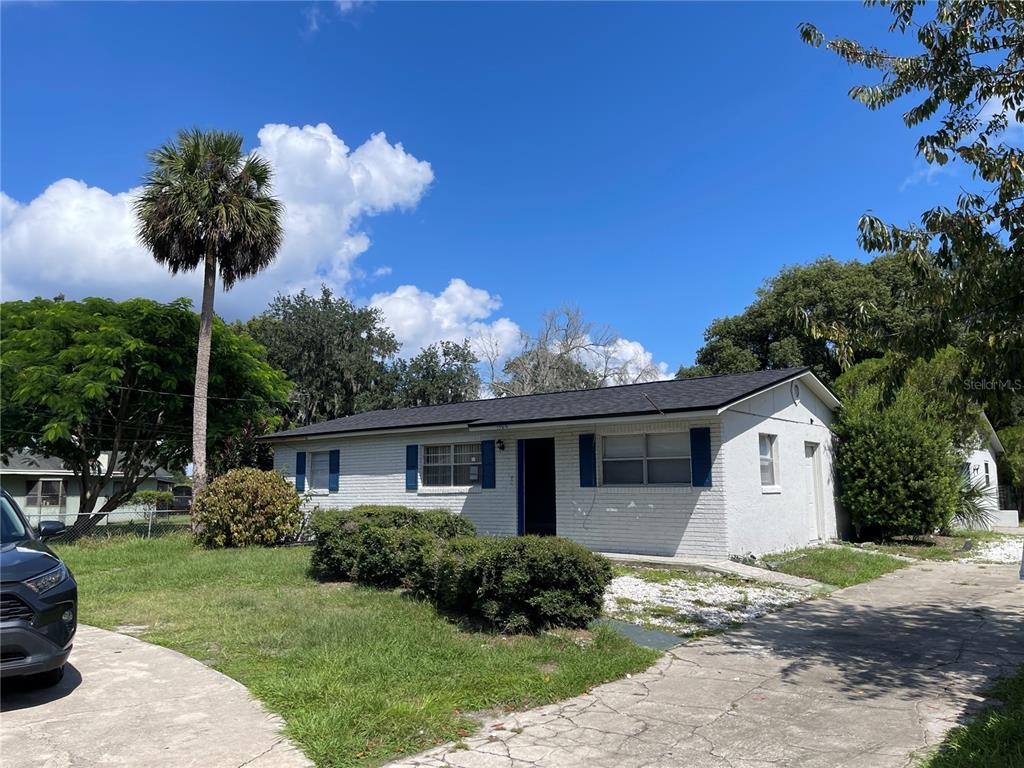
[481,440,496,489]
[690,427,712,487]
[405,445,418,491]
[295,451,306,492]
[328,449,340,493]
[579,433,597,487]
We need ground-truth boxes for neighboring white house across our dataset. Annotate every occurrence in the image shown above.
[964,415,1017,529]
[0,451,176,526]
[262,368,842,558]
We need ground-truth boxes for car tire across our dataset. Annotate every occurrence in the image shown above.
[27,665,65,688]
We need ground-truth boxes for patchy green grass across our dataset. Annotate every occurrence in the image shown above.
[861,530,1013,562]
[611,565,758,589]
[919,667,1024,768]
[57,535,657,768]
[761,546,908,588]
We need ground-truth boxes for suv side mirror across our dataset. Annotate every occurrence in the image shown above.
[37,520,66,540]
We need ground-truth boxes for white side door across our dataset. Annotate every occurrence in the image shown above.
[804,442,826,540]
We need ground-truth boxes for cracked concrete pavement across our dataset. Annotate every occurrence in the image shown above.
[388,561,1024,768]
[0,625,310,768]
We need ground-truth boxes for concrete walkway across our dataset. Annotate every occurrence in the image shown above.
[601,551,829,592]
[0,625,311,768]
[389,561,1024,768]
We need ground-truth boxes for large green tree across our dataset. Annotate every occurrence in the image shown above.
[676,256,918,384]
[364,340,482,411]
[800,2,1024,413]
[0,297,288,532]
[248,286,399,425]
[134,129,283,492]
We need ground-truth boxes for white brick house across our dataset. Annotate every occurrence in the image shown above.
[262,368,842,558]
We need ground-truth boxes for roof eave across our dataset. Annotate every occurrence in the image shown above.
[715,368,841,415]
[980,412,1005,455]
[260,408,725,443]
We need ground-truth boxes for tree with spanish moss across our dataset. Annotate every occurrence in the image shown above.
[134,129,284,492]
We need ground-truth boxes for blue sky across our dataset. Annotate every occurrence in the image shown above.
[1,1,956,375]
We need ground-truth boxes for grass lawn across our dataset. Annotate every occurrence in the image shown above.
[919,667,1024,768]
[862,530,1011,562]
[761,546,909,588]
[57,535,658,768]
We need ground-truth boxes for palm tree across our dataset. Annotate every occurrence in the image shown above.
[134,129,283,493]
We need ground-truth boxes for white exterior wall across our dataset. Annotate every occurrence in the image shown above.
[273,428,519,536]
[552,417,726,559]
[721,383,838,557]
[964,439,1017,528]
[0,475,167,525]
[273,415,728,558]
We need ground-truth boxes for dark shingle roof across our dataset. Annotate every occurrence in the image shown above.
[1,451,176,481]
[263,368,814,441]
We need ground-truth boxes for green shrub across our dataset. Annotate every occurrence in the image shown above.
[129,490,174,509]
[415,535,612,632]
[309,506,475,586]
[473,536,613,632]
[311,507,611,632]
[192,468,302,548]
[344,505,477,538]
[417,535,487,611]
[834,380,960,539]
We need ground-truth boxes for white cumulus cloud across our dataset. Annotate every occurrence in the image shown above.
[1,122,433,319]
[370,278,522,358]
[601,337,672,383]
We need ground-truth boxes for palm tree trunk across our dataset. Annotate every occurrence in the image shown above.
[192,249,217,496]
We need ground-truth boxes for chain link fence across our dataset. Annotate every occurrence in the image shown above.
[27,491,193,545]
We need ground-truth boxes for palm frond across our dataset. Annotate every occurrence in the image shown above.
[134,129,283,286]
[953,473,994,530]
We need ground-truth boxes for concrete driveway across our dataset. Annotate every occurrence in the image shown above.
[389,560,1024,768]
[1,625,310,768]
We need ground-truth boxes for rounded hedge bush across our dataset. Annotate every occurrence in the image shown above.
[310,505,475,583]
[192,468,302,548]
[310,506,611,632]
[472,536,612,632]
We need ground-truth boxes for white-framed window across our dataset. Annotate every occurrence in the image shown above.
[422,442,482,487]
[601,432,691,486]
[25,478,66,513]
[309,451,331,492]
[984,461,991,487]
[759,434,779,487]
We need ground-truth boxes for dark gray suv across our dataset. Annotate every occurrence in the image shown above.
[0,490,77,687]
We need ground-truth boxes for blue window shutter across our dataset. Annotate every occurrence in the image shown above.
[328,449,340,493]
[690,427,712,487]
[481,440,496,489]
[579,433,597,487]
[295,451,306,492]
[405,445,418,491]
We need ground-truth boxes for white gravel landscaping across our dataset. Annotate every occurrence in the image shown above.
[967,537,1024,564]
[604,570,805,636]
